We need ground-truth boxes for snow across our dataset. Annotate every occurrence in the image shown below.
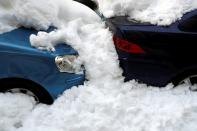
[0,93,36,131]
[94,0,197,25]
[2,84,197,131]
[0,0,197,131]
[0,0,100,34]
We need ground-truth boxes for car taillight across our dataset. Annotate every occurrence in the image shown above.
[113,36,145,54]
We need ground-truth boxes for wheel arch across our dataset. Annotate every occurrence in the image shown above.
[0,77,54,104]
[171,68,197,86]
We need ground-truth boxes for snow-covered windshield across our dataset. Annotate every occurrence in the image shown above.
[1,0,197,131]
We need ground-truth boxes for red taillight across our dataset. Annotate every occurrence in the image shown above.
[113,36,145,54]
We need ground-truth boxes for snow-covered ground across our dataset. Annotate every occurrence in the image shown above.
[2,83,197,131]
[1,0,197,131]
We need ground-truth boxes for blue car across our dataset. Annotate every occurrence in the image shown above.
[106,9,197,88]
[0,27,85,104]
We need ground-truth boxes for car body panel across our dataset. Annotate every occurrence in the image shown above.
[0,27,85,99]
[74,0,98,10]
[107,9,197,86]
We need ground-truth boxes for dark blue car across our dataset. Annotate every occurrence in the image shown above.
[0,27,85,104]
[106,9,197,88]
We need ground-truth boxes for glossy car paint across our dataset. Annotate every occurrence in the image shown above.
[107,10,197,87]
[74,0,98,10]
[0,27,85,99]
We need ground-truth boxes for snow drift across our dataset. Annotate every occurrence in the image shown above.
[0,0,100,34]
[0,0,197,131]
[94,0,197,25]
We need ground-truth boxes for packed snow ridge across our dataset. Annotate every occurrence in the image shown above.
[1,0,197,131]
[95,0,197,25]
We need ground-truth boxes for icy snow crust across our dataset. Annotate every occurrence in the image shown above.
[95,0,197,25]
[1,0,197,131]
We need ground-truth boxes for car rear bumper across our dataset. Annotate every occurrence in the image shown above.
[117,50,176,87]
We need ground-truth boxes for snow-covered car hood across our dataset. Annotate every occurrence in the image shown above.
[0,27,77,57]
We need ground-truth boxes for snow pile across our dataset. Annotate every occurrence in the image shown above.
[95,0,197,25]
[30,21,122,80]
[17,84,197,131]
[0,0,100,34]
[2,84,197,131]
[0,93,35,131]
[1,0,197,131]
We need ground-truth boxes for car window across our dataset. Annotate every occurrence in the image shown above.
[178,15,197,33]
